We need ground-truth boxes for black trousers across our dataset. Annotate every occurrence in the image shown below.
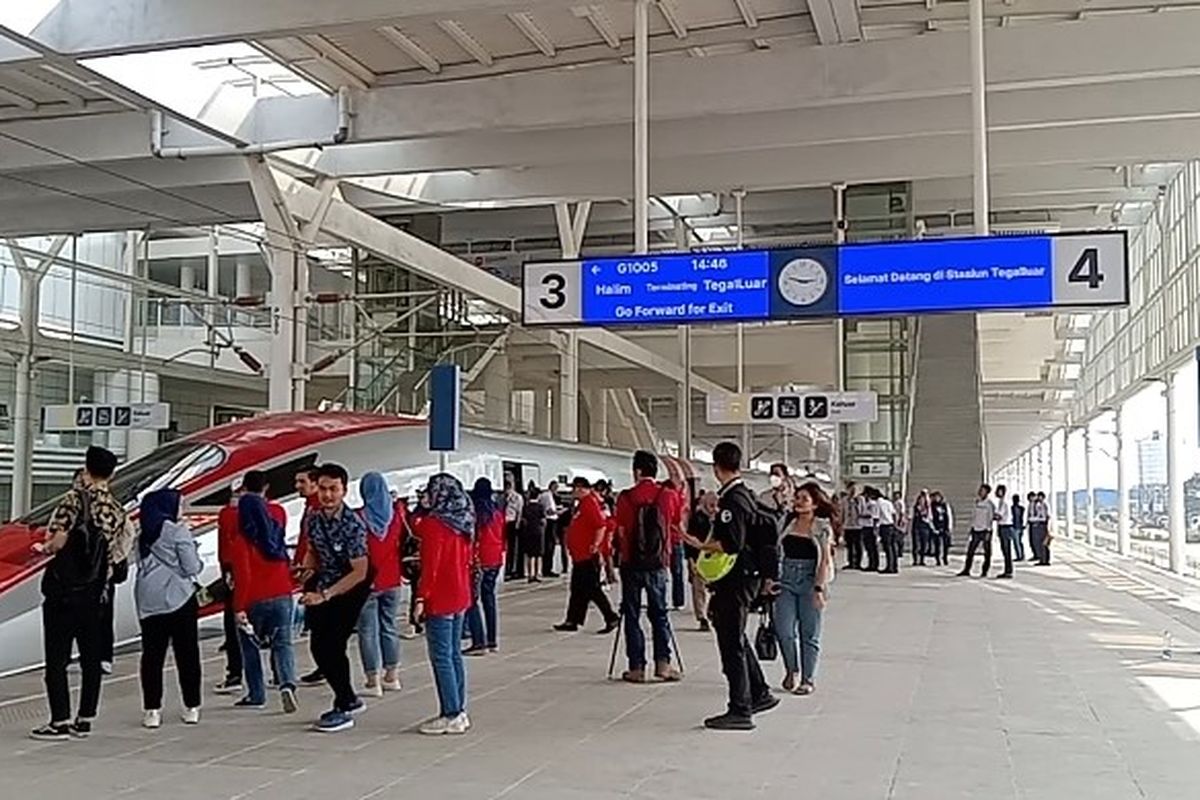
[709,583,769,719]
[861,526,880,572]
[43,592,106,723]
[564,556,618,626]
[505,521,523,577]
[934,530,951,565]
[1029,523,1050,565]
[961,530,992,577]
[845,528,862,569]
[221,568,242,681]
[880,524,900,573]
[139,597,202,711]
[308,580,371,712]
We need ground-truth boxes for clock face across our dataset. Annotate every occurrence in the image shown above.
[777,258,829,306]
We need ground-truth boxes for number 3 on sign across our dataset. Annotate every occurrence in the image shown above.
[1067,247,1103,289]
[540,273,566,309]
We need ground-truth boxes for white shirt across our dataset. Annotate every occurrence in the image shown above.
[538,489,559,521]
[1029,499,1049,523]
[504,490,523,523]
[877,498,896,526]
[854,496,874,528]
[971,497,997,531]
[996,496,1012,526]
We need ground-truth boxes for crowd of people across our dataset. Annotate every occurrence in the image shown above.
[29,441,1062,741]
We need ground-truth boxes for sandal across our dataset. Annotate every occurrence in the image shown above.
[794,682,815,696]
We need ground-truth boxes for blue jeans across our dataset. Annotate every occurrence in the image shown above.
[670,543,686,609]
[466,567,500,650]
[239,595,298,704]
[357,587,401,675]
[773,558,823,683]
[619,568,672,670]
[425,613,467,718]
[1013,526,1026,561]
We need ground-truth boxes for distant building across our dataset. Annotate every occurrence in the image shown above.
[1135,432,1167,517]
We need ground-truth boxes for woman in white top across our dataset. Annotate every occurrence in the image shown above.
[773,482,835,695]
[134,489,204,729]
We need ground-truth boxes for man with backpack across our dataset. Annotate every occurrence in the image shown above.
[613,450,682,683]
[31,446,132,741]
[687,441,780,731]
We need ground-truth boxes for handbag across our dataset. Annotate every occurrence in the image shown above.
[754,608,778,662]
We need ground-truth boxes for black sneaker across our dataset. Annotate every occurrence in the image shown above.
[30,723,71,742]
[299,669,324,686]
[553,622,579,632]
[703,712,755,731]
[698,619,711,633]
[752,694,781,715]
[69,720,91,738]
[213,677,242,695]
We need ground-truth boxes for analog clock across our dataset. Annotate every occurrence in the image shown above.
[777,258,828,306]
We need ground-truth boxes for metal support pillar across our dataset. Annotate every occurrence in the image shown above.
[969,0,990,235]
[1062,427,1074,541]
[1083,426,1095,547]
[553,201,591,443]
[733,188,749,465]
[1166,373,1186,573]
[247,159,308,411]
[674,217,693,459]
[1115,408,1130,557]
[833,182,847,479]
[633,0,650,255]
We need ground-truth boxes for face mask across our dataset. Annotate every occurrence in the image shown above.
[769,475,784,488]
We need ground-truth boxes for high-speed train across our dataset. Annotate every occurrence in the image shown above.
[0,411,728,676]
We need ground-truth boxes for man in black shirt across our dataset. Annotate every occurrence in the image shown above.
[685,442,779,731]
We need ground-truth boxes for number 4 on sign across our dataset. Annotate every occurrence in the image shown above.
[1068,247,1103,289]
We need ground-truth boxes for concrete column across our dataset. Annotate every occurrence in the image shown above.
[1083,426,1095,547]
[480,351,512,431]
[533,387,551,439]
[587,389,610,448]
[553,333,579,442]
[235,259,253,298]
[1166,373,1186,573]
[1062,428,1074,540]
[179,260,198,326]
[1115,407,1130,557]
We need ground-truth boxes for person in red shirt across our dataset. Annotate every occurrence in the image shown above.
[554,477,620,633]
[665,478,690,611]
[355,472,404,697]
[464,478,505,655]
[613,451,682,684]
[413,474,474,735]
[228,470,299,714]
[292,468,324,686]
[214,479,245,695]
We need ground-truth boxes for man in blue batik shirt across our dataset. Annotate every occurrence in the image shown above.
[296,463,371,733]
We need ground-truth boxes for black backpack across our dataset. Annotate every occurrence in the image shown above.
[42,490,110,600]
[627,488,667,571]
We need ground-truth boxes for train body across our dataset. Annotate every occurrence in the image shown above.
[0,412,730,676]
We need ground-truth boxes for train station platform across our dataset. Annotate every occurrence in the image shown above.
[3,546,1200,800]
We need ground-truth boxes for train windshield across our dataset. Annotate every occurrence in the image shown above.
[18,441,228,528]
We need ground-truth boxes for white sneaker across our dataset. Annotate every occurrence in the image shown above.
[142,709,162,729]
[446,713,470,735]
[362,683,384,698]
[100,661,113,675]
[381,678,402,692]
[181,707,200,725]
[419,716,451,736]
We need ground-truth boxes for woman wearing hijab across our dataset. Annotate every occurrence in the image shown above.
[134,489,204,729]
[356,472,404,697]
[413,473,474,735]
[465,477,505,655]
[228,473,298,714]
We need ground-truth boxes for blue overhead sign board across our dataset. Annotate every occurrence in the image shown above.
[521,231,1128,327]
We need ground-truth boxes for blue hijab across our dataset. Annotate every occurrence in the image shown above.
[470,477,499,524]
[427,473,475,539]
[360,471,394,541]
[237,493,288,562]
[139,489,180,559]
